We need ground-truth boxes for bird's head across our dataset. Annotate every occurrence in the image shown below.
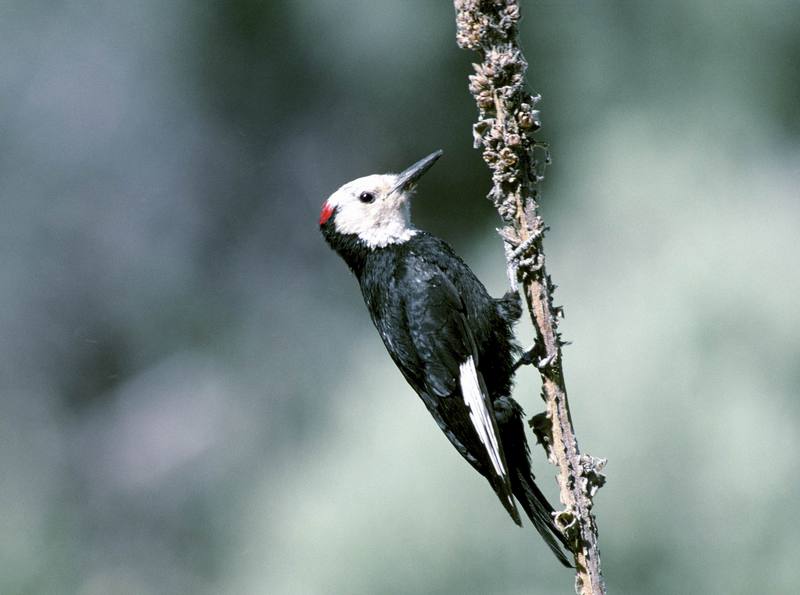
[319,150,442,249]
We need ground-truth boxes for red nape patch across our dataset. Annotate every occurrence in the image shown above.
[319,202,334,225]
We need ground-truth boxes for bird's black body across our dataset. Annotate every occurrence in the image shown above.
[319,151,570,566]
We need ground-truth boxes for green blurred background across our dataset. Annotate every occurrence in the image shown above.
[2,1,799,593]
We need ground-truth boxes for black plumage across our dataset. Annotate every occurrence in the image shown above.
[319,153,571,566]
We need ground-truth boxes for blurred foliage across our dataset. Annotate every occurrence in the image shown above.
[1,1,799,594]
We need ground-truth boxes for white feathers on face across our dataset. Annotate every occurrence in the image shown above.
[325,174,418,248]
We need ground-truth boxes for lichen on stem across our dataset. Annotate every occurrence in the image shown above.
[453,1,607,593]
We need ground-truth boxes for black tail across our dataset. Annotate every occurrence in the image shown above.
[495,396,573,568]
[512,469,573,568]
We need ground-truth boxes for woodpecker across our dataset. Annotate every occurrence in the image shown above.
[319,150,571,566]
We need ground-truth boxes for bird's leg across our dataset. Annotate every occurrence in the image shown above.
[512,346,536,372]
[513,334,564,372]
[512,340,547,372]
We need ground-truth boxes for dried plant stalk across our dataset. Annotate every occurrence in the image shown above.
[453,2,606,593]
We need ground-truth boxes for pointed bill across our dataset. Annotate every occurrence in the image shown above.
[391,150,443,194]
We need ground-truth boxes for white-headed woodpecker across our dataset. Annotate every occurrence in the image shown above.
[319,150,571,566]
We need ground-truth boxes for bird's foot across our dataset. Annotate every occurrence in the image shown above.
[512,346,536,372]
[513,343,545,371]
[537,352,557,369]
[513,343,558,372]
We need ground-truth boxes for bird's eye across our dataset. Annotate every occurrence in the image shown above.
[359,191,376,204]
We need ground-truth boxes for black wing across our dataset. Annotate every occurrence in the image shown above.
[374,255,520,523]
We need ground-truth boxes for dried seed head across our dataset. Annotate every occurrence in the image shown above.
[477,91,494,109]
[500,85,516,99]
[505,3,520,21]
[469,73,491,94]
[472,120,492,148]
[517,107,541,130]
[499,147,518,165]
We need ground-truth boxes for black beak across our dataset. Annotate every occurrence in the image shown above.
[391,150,443,194]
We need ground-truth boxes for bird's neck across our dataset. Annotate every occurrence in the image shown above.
[321,227,370,277]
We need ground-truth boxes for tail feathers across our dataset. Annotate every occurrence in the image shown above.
[494,482,523,527]
[514,470,573,568]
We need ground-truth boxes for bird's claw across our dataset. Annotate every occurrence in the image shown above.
[536,352,557,369]
[512,345,537,371]
[513,343,556,371]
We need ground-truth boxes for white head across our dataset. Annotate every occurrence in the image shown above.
[320,150,442,249]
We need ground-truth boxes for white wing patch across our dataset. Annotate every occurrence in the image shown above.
[459,356,506,478]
